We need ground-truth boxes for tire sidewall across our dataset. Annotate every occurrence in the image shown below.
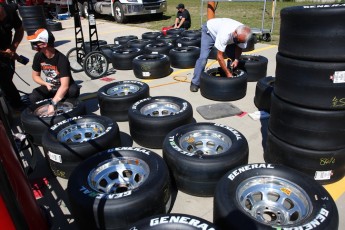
[67,147,172,229]
[214,164,339,230]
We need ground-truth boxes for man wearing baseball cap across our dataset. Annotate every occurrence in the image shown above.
[174,3,191,29]
[27,28,80,115]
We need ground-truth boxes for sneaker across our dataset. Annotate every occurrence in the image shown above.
[190,83,199,92]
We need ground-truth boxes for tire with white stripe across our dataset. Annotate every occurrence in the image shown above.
[163,123,248,197]
[97,80,150,122]
[129,213,218,229]
[279,4,345,61]
[41,115,121,179]
[128,96,193,149]
[214,164,339,230]
[67,147,173,230]
[21,98,86,146]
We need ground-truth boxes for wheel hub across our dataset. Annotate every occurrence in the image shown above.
[57,121,106,143]
[140,102,180,116]
[34,101,74,117]
[236,176,312,226]
[179,130,231,155]
[88,157,149,194]
[106,83,140,96]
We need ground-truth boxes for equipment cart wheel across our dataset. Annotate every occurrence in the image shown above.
[66,47,85,72]
[83,51,109,79]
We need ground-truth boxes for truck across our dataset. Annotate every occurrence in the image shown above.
[43,0,167,23]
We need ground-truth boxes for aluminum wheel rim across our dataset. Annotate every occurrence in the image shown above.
[57,121,106,143]
[88,157,149,194]
[140,101,180,116]
[85,53,107,77]
[236,176,312,226]
[106,83,140,96]
[179,130,232,156]
[34,101,74,117]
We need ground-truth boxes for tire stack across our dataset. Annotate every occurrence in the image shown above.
[18,5,47,36]
[265,4,345,184]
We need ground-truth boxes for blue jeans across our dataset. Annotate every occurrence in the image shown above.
[191,24,236,86]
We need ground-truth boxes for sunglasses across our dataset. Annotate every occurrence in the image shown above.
[32,42,45,49]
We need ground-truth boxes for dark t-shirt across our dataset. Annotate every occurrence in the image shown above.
[0,4,22,51]
[32,50,75,88]
[176,9,191,28]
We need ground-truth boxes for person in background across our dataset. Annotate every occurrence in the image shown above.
[174,3,191,29]
[0,3,25,111]
[190,18,251,92]
[27,28,80,115]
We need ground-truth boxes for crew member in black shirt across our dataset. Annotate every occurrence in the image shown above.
[27,28,80,115]
[0,3,25,110]
[174,3,191,29]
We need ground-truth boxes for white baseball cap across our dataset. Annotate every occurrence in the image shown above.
[27,28,55,45]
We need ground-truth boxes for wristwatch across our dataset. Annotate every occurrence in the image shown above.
[50,100,58,109]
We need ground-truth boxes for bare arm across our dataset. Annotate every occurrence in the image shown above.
[231,45,242,68]
[47,76,70,114]
[32,70,51,87]
[52,76,69,103]
[174,18,179,28]
[177,18,186,28]
[216,50,232,77]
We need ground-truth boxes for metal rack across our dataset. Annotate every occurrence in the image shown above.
[200,0,277,41]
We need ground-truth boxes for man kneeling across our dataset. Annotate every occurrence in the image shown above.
[27,28,80,115]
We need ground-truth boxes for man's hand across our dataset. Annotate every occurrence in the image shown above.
[226,71,233,78]
[216,50,233,78]
[47,104,55,116]
[45,82,54,91]
[1,49,16,60]
[231,59,239,68]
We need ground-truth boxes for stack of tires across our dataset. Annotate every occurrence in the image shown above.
[265,4,345,184]
[18,5,47,36]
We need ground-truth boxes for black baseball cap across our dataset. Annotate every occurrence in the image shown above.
[176,3,185,9]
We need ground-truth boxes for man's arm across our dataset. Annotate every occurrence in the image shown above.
[52,76,69,103]
[174,17,179,28]
[11,25,24,52]
[47,76,69,114]
[2,26,24,59]
[32,70,54,91]
[177,18,186,28]
[216,50,232,78]
[231,45,242,68]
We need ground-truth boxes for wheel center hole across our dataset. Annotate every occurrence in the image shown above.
[262,210,277,222]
